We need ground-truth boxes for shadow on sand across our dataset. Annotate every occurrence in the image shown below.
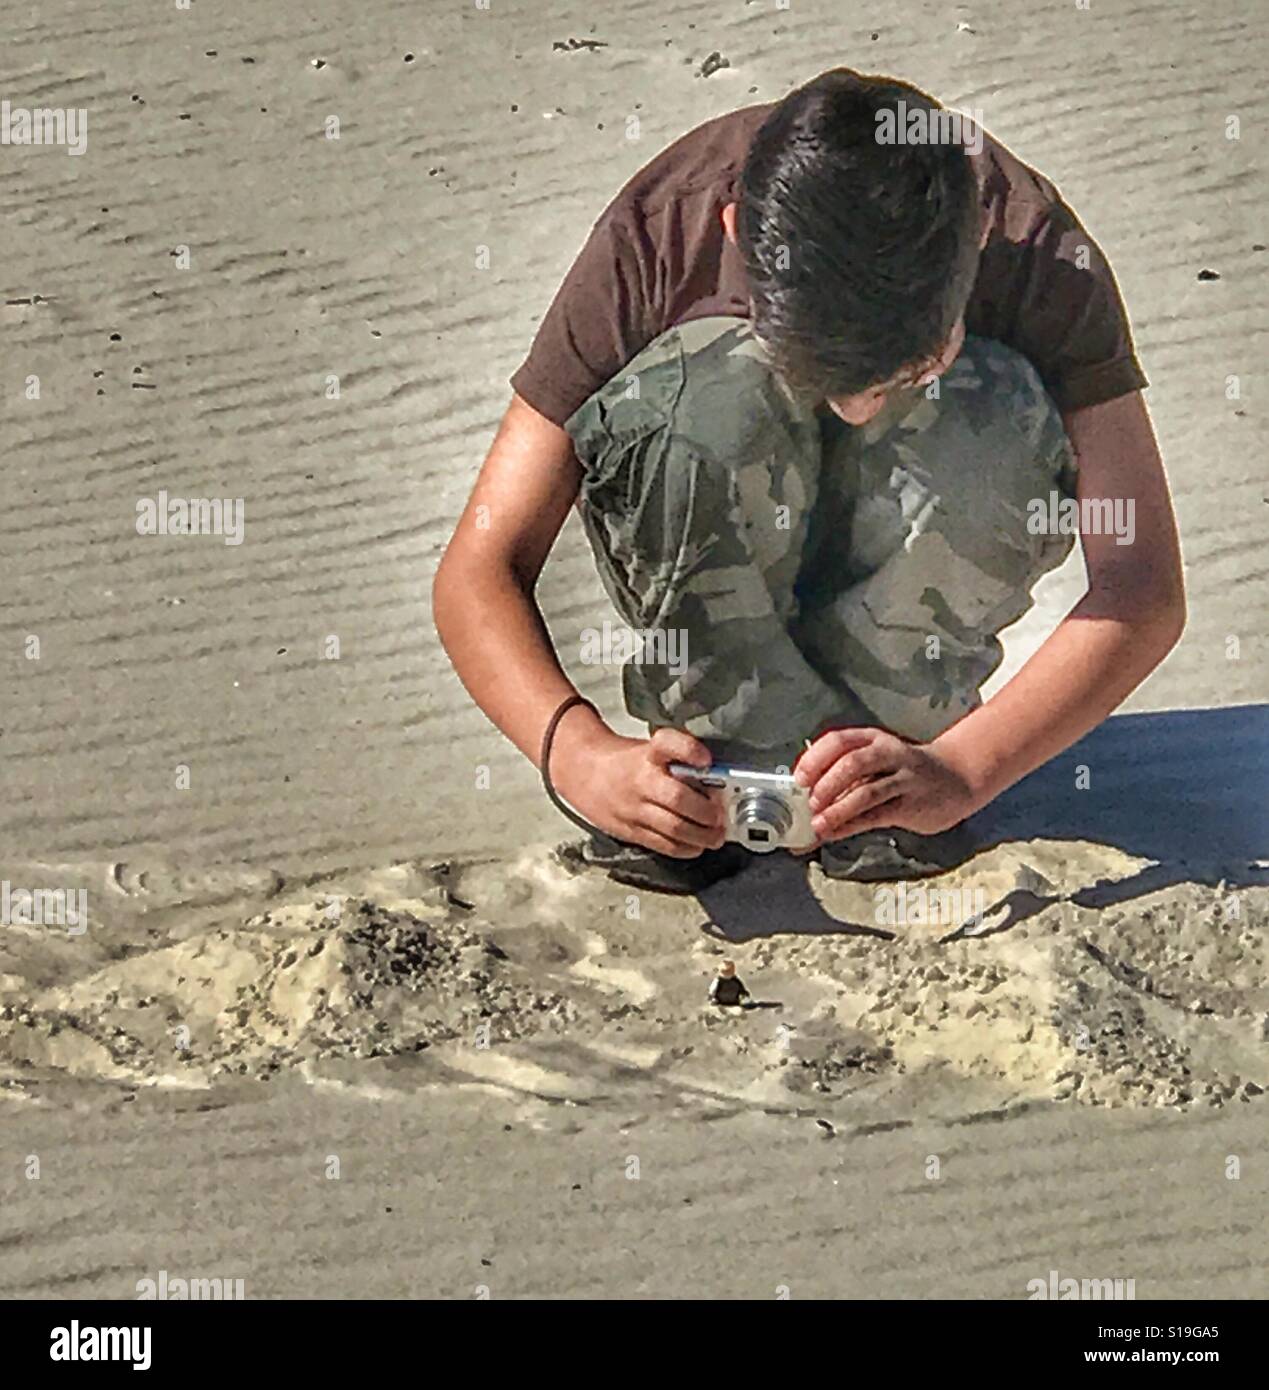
[698,703,1269,942]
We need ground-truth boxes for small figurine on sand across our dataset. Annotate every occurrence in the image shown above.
[709,959,750,1008]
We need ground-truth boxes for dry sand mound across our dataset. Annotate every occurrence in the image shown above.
[761,883,1268,1110]
[1,896,581,1085]
[1,851,1264,1122]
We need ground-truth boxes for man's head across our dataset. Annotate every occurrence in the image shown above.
[726,69,984,424]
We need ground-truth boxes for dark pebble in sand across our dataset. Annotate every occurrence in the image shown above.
[109,332,121,342]
[1197,268,1221,281]
[699,52,730,78]
[404,54,414,63]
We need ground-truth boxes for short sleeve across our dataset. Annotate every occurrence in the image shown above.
[974,199,1148,413]
[510,210,661,428]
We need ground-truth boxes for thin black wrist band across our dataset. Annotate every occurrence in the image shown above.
[540,694,605,839]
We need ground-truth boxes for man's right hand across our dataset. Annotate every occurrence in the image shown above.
[549,716,727,858]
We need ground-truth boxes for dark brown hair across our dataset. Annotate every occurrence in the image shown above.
[738,70,982,401]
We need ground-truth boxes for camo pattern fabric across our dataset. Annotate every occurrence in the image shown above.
[565,315,1076,762]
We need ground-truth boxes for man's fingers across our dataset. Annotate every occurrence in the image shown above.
[812,778,903,840]
[653,776,725,829]
[633,811,711,850]
[639,803,724,851]
[793,726,880,787]
[806,742,895,811]
[819,802,903,840]
[647,726,712,770]
[630,827,700,859]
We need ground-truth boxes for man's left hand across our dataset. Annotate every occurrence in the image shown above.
[793,727,980,843]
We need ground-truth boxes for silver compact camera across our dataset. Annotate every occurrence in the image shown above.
[668,762,815,853]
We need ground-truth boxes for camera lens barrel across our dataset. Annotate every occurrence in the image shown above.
[733,788,793,850]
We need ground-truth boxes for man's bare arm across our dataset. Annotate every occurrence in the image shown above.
[934,389,1185,804]
[433,394,724,855]
[433,393,590,765]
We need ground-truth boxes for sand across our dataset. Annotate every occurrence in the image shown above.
[0,0,1265,1298]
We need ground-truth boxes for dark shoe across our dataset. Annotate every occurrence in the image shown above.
[557,835,753,895]
[818,826,975,882]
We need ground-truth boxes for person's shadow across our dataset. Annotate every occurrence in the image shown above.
[698,703,1269,942]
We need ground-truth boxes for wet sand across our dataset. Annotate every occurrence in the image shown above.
[4,1087,1264,1300]
[0,0,1265,1297]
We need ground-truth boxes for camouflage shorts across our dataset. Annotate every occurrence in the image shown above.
[565,316,1076,764]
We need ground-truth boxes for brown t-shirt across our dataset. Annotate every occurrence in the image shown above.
[511,101,1148,425]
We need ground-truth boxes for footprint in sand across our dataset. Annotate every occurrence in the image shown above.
[108,860,285,907]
